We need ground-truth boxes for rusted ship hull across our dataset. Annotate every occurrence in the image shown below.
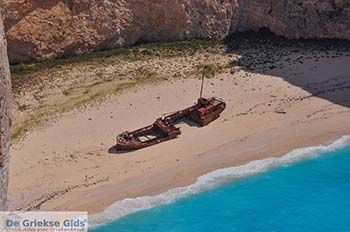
[116,119,181,151]
[116,97,226,151]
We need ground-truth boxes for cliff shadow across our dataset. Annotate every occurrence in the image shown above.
[224,29,350,109]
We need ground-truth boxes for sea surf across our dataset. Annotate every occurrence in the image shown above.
[90,136,350,231]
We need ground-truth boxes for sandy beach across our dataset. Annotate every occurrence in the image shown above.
[7,38,350,214]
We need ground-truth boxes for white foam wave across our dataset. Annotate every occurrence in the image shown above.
[90,136,350,228]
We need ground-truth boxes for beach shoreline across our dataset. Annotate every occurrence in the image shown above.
[89,135,350,227]
[7,40,350,215]
[87,126,350,216]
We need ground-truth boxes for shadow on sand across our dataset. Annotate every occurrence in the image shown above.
[224,29,350,109]
[108,145,133,154]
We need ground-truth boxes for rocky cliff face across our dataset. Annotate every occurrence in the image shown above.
[2,0,238,63]
[0,13,12,210]
[1,0,350,63]
[240,0,350,39]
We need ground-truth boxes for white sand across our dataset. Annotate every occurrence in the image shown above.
[8,55,350,213]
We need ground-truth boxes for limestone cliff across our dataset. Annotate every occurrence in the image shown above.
[2,0,238,63]
[239,0,350,39]
[1,0,350,63]
[0,13,12,210]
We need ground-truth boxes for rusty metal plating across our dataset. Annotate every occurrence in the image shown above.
[116,97,226,151]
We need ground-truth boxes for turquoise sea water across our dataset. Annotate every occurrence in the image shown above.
[92,139,350,232]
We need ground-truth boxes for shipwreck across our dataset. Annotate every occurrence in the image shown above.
[116,76,226,151]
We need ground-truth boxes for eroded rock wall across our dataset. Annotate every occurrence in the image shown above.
[240,0,350,39]
[0,12,12,210]
[1,0,350,63]
[2,0,238,63]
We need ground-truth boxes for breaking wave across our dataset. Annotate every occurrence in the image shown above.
[90,136,350,228]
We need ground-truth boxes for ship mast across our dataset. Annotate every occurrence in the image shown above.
[199,73,205,99]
